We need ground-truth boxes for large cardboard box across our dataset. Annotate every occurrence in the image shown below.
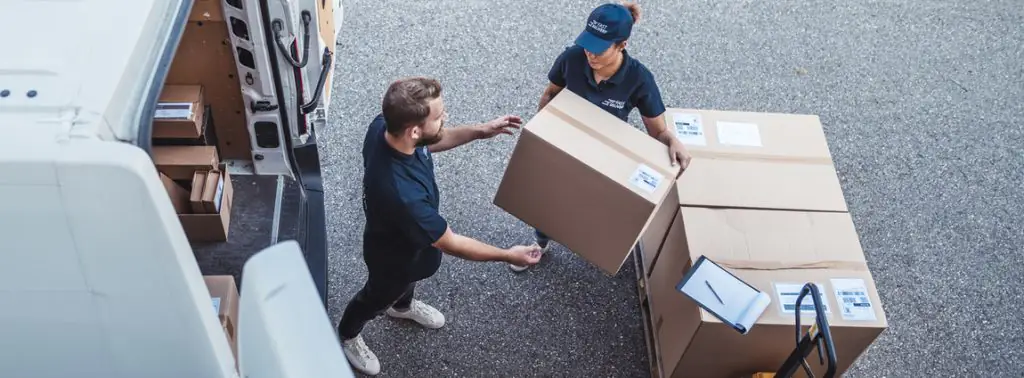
[153,85,205,139]
[637,109,850,277]
[203,275,239,364]
[493,90,681,275]
[666,109,847,212]
[649,207,887,378]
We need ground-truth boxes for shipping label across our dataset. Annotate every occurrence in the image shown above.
[775,282,831,314]
[716,121,763,147]
[671,113,707,146]
[629,164,663,194]
[155,102,194,120]
[831,278,877,321]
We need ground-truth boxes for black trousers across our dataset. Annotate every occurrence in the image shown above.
[337,271,416,340]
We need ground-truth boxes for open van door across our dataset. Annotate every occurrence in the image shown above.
[157,0,340,307]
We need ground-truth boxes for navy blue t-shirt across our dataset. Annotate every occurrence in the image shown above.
[361,114,448,281]
[547,45,666,122]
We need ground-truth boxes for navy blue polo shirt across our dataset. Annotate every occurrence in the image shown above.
[547,45,666,122]
[361,114,448,281]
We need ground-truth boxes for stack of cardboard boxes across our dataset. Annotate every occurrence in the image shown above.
[495,91,888,377]
[151,84,235,243]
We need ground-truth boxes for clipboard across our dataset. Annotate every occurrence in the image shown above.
[676,255,772,334]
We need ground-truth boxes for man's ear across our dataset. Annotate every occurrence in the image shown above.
[409,124,423,140]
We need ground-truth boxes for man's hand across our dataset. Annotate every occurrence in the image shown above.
[668,138,692,170]
[477,115,523,139]
[504,245,542,267]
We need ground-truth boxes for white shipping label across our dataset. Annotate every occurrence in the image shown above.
[716,121,763,147]
[671,113,706,146]
[212,297,222,315]
[831,278,877,321]
[775,283,831,314]
[628,164,663,194]
[154,102,194,120]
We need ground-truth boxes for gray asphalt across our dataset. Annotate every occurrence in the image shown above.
[319,0,1024,376]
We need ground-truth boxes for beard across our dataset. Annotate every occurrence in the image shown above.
[416,122,445,147]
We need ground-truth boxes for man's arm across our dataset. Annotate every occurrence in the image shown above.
[432,226,511,262]
[428,115,523,154]
[432,227,541,266]
[427,124,483,153]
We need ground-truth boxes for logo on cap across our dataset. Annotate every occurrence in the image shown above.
[588,19,609,34]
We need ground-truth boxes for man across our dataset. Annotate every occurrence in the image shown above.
[337,76,542,376]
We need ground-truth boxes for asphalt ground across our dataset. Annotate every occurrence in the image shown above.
[318,0,1024,376]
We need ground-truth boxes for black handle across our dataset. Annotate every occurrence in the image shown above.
[774,283,838,378]
[301,47,333,115]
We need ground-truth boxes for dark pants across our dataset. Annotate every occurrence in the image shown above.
[534,228,551,246]
[337,272,416,340]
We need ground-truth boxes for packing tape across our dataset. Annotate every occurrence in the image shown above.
[686,149,835,165]
[545,106,677,179]
[715,259,870,271]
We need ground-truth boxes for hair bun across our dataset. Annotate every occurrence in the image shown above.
[621,1,642,23]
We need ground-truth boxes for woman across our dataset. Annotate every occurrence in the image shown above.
[510,1,692,272]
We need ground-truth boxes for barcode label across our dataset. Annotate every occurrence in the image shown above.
[775,283,831,315]
[831,278,877,321]
[671,113,706,146]
[155,102,194,120]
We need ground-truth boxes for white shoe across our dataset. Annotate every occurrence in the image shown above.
[509,242,550,272]
[386,299,446,329]
[341,335,380,376]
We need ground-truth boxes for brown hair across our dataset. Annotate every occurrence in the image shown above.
[621,1,642,23]
[381,77,443,135]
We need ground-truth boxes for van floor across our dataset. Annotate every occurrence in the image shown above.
[191,174,302,281]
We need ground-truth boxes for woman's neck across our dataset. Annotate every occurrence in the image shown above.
[596,51,625,79]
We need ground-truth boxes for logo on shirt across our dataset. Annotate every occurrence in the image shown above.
[601,98,625,109]
[588,20,609,34]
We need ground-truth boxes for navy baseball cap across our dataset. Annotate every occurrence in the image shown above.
[574,3,635,55]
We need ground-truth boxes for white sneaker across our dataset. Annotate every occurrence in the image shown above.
[386,299,446,329]
[341,335,380,376]
[509,242,550,272]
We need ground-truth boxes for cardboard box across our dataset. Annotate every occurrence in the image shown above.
[638,109,851,278]
[178,165,233,242]
[190,171,208,214]
[153,85,205,139]
[201,171,223,214]
[159,172,191,214]
[649,207,887,378]
[493,90,681,275]
[203,275,239,361]
[153,145,219,180]
[152,105,219,148]
[665,109,848,212]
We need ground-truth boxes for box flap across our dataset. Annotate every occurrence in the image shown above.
[159,172,191,214]
[666,109,847,212]
[680,207,886,328]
